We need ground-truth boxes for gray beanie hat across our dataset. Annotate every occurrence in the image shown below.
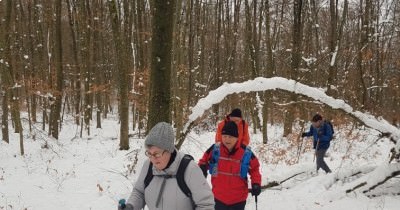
[145,122,175,153]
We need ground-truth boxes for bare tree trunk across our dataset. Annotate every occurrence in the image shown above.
[326,0,348,98]
[108,0,130,150]
[49,0,63,139]
[147,0,176,130]
[356,0,371,110]
[131,0,150,134]
[0,0,13,144]
[244,0,259,79]
[187,0,195,109]
[35,0,49,133]
[13,0,24,155]
[66,0,82,126]
[198,0,207,95]
[211,0,223,122]
[263,0,275,144]
[93,1,103,129]
[244,0,261,133]
[310,0,321,57]
[1,0,23,154]
[50,0,64,139]
[83,1,93,136]
[284,0,303,137]
[326,0,338,97]
[171,0,185,143]
[25,0,35,133]
[1,91,9,143]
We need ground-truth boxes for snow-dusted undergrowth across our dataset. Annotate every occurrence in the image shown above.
[0,118,399,210]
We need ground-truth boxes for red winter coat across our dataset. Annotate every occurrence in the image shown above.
[215,117,250,146]
[199,142,261,205]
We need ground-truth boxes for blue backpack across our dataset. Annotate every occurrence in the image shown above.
[208,143,253,179]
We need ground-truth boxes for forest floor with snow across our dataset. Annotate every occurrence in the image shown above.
[1,117,400,210]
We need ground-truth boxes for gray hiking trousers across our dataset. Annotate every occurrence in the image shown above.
[316,149,332,173]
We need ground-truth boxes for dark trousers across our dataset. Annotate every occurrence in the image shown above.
[316,149,331,173]
[215,199,246,210]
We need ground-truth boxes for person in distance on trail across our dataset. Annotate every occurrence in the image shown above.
[118,122,214,210]
[301,114,333,173]
[215,108,251,146]
[199,121,262,210]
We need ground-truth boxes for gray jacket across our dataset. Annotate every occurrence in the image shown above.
[127,151,215,210]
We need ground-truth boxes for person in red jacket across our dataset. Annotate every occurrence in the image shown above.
[199,121,262,210]
[215,108,250,146]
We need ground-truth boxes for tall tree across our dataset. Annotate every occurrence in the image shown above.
[0,0,13,143]
[210,0,223,121]
[82,1,94,136]
[1,0,24,154]
[108,0,130,150]
[326,0,348,98]
[66,0,82,126]
[49,0,63,139]
[147,0,176,130]
[284,0,303,137]
[355,0,372,110]
[262,0,275,143]
[131,0,151,135]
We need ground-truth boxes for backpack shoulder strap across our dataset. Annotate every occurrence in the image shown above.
[211,143,221,158]
[144,162,153,188]
[144,155,194,198]
[176,154,194,198]
[208,143,220,175]
[240,146,253,179]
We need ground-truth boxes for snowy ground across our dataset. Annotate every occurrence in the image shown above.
[1,117,400,210]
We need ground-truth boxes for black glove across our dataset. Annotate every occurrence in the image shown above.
[251,184,261,196]
[301,132,307,137]
[199,164,208,178]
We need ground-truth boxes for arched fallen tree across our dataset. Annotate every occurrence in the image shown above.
[176,77,400,195]
[178,77,399,148]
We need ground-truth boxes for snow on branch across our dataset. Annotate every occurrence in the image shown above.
[184,77,400,147]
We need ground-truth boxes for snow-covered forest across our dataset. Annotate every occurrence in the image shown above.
[1,0,400,209]
[1,81,400,209]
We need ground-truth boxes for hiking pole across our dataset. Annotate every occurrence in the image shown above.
[248,188,259,210]
[296,125,305,163]
[296,138,304,163]
[313,139,320,162]
[255,195,258,210]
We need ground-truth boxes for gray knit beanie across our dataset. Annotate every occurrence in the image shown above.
[145,122,175,153]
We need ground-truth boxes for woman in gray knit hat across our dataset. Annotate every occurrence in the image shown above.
[118,122,214,210]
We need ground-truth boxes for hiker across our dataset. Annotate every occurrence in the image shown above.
[118,122,214,210]
[199,121,262,210]
[215,108,250,146]
[302,114,333,173]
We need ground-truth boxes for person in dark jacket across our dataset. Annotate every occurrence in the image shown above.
[302,114,333,173]
[199,121,262,210]
[118,122,215,210]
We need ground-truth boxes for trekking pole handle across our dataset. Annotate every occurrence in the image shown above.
[118,199,126,208]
